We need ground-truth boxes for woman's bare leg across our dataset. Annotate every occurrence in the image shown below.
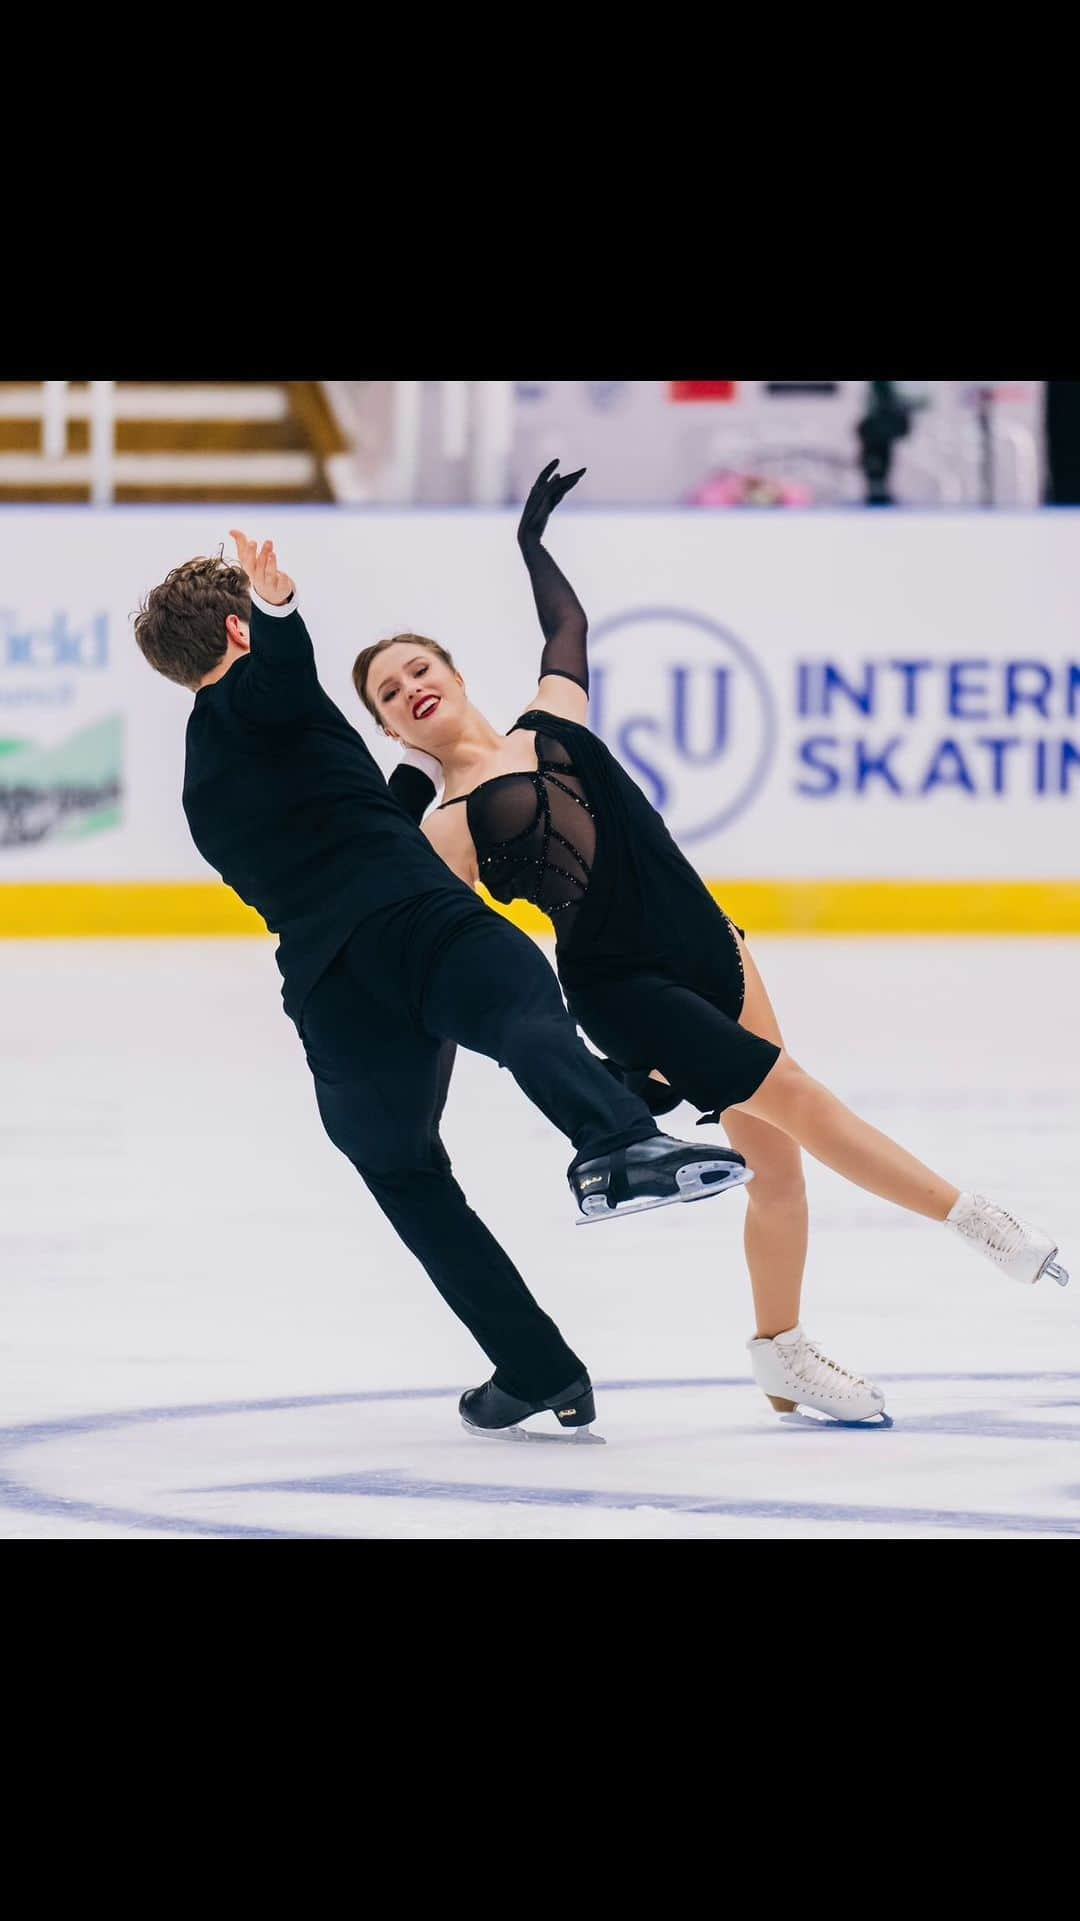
[644,939,809,1338]
[726,934,960,1222]
[718,954,808,1339]
[721,1106,808,1338]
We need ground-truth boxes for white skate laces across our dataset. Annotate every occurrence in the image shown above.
[945,1192,1069,1287]
[747,1324,886,1424]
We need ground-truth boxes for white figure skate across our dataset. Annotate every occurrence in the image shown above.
[945,1193,1069,1287]
[748,1324,888,1425]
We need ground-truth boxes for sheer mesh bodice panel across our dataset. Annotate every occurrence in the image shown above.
[445,730,596,941]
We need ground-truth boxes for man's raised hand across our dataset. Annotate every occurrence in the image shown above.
[229,530,296,607]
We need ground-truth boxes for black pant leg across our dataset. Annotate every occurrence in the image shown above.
[427,1039,457,1172]
[416,904,657,1166]
[299,951,586,1402]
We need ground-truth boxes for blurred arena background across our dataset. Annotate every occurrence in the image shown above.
[1,378,1078,1540]
[1,377,1077,936]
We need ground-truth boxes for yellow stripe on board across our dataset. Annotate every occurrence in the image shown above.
[703,881,1080,936]
[2,880,1080,936]
[0,884,268,937]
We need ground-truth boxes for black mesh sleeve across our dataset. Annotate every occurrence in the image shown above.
[519,536,589,694]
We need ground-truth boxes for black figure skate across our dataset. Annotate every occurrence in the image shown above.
[569,1134,752,1225]
[459,1376,603,1443]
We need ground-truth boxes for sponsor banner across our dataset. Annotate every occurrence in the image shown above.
[0,714,122,847]
[0,510,1077,903]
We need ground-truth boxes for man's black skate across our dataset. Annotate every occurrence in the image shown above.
[570,1133,752,1224]
[459,1376,603,1443]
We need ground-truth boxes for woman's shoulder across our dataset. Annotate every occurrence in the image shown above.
[513,706,588,735]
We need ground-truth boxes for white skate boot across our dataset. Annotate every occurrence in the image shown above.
[944,1193,1070,1287]
[748,1324,887,1424]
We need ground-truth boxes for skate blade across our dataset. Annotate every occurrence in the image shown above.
[460,1418,606,1445]
[778,1406,894,1430]
[1028,1248,1070,1287]
[575,1161,754,1226]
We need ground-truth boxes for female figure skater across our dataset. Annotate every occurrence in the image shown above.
[356,462,1068,1426]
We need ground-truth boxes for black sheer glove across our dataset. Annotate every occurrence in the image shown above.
[516,459,590,695]
[599,1056,685,1119]
[517,459,586,547]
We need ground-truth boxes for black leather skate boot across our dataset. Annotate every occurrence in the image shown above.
[569,1133,752,1224]
[459,1376,600,1442]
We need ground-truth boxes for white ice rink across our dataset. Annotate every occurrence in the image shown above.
[2,934,1078,1540]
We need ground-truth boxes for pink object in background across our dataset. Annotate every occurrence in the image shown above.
[685,469,813,507]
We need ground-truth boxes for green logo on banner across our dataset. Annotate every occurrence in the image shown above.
[0,714,123,846]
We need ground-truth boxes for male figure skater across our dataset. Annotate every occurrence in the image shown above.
[133,533,749,1439]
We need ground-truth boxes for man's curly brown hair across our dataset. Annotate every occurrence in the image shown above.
[134,554,251,690]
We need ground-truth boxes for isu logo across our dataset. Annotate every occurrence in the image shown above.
[588,608,778,845]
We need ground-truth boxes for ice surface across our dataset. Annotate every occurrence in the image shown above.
[2,935,1077,1539]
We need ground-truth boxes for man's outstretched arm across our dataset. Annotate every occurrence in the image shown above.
[228,529,318,719]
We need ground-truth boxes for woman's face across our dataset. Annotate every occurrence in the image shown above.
[369,642,467,750]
